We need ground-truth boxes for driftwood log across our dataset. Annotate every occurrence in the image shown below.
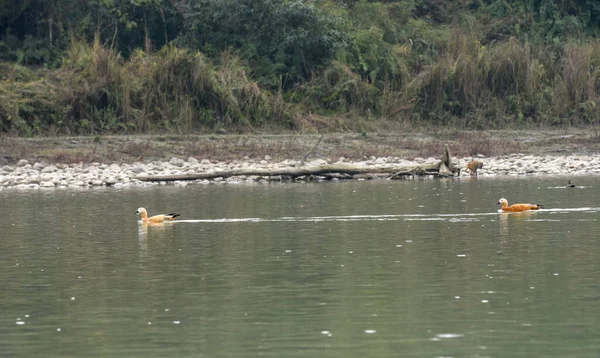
[136,144,459,182]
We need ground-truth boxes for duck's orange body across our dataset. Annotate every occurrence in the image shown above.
[135,207,180,223]
[466,160,484,177]
[496,198,542,212]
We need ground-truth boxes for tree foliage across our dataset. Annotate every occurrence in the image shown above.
[2,0,600,135]
[180,0,347,88]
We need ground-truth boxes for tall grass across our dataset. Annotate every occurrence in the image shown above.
[1,36,291,136]
[2,33,600,136]
[401,33,600,128]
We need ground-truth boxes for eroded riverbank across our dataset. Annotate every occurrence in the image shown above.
[1,130,599,189]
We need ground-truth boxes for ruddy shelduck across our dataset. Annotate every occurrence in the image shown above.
[135,207,180,223]
[496,198,542,212]
[466,160,484,177]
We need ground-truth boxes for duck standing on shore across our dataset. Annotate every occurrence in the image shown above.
[135,207,181,223]
[496,198,542,212]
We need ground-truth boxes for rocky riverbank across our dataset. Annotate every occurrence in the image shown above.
[1,153,598,189]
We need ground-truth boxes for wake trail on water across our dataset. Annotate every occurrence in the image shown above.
[538,207,600,212]
[174,207,600,224]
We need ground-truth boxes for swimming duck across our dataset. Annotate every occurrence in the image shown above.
[567,180,575,188]
[135,207,180,223]
[496,198,542,212]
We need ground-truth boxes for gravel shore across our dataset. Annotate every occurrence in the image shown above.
[1,153,598,189]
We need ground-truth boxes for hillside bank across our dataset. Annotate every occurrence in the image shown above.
[3,2,600,135]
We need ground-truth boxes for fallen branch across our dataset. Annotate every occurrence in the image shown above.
[135,144,460,182]
[136,163,457,182]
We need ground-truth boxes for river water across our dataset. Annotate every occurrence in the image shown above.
[1,176,599,357]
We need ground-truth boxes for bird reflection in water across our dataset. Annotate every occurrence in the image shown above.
[137,221,173,253]
[498,210,538,238]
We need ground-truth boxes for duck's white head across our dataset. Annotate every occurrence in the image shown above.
[135,207,147,215]
[496,198,508,206]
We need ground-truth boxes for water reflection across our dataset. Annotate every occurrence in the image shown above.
[138,222,148,252]
[137,221,177,253]
[498,211,509,237]
[498,210,542,237]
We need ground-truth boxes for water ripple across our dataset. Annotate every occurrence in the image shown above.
[172,207,600,224]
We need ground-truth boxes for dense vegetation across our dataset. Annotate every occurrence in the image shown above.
[1,0,600,135]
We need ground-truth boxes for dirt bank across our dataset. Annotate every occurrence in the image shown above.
[1,129,599,165]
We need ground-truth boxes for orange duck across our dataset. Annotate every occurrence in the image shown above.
[135,207,181,223]
[496,198,542,212]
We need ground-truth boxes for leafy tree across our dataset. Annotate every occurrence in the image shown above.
[0,0,182,64]
[96,0,182,56]
[180,0,347,88]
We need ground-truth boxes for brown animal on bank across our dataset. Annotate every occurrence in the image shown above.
[466,160,484,177]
